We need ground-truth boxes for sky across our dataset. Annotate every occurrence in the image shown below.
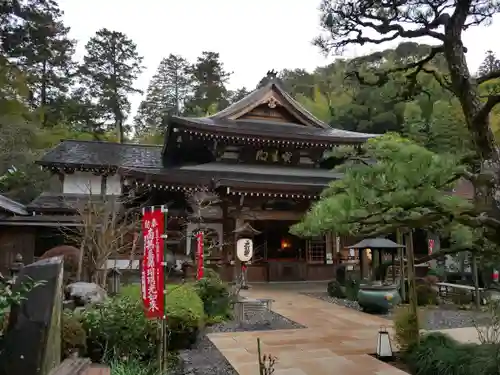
[58,0,500,118]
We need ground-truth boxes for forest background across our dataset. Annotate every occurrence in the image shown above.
[1,0,499,205]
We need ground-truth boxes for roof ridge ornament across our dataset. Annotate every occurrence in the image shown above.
[266,69,278,80]
[267,97,278,108]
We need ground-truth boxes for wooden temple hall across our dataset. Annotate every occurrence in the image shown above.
[29,72,378,282]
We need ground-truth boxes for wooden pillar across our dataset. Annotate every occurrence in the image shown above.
[359,249,365,280]
[472,255,481,309]
[335,234,341,263]
[405,230,419,331]
[221,199,229,262]
[233,217,244,282]
[397,229,406,301]
[325,232,334,265]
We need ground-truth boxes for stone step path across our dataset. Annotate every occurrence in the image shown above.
[208,290,407,375]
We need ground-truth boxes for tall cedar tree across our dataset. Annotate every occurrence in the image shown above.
[478,50,500,76]
[1,0,76,125]
[80,28,143,142]
[313,0,500,247]
[184,51,231,115]
[134,54,191,137]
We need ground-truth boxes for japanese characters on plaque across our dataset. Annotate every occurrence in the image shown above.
[240,147,299,166]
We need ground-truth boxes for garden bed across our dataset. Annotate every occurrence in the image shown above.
[303,292,491,330]
[175,310,304,375]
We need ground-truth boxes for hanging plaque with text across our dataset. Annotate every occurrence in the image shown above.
[239,146,300,166]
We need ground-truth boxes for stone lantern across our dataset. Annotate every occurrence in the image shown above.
[107,267,122,296]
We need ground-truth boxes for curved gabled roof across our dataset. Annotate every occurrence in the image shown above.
[210,77,329,129]
[169,75,380,144]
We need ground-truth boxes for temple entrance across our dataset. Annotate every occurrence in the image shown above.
[252,220,307,282]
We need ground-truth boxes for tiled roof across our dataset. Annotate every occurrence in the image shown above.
[37,140,162,168]
[121,162,343,192]
[0,194,28,215]
[171,116,377,143]
[27,193,122,213]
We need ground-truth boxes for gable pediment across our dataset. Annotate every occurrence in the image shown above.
[237,95,303,123]
[209,78,329,129]
[230,91,313,126]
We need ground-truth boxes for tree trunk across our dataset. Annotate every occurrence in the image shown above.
[443,32,500,240]
[40,59,47,126]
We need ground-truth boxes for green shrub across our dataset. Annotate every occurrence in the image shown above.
[166,284,204,350]
[407,332,500,375]
[327,280,346,298]
[416,284,438,306]
[194,269,232,321]
[427,267,445,280]
[62,311,87,359]
[81,283,204,361]
[393,306,420,353]
[110,358,156,375]
[109,353,179,375]
[81,294,159,362]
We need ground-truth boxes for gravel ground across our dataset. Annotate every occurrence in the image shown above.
[175,310,304,375]
[304,292,491,330]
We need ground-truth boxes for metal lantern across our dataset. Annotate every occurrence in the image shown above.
[376,326,393,359]
[107,267,122,296]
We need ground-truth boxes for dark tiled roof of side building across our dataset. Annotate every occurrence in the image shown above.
[27,193,122,213]
[0,194,28,215]
[37,140,163,169]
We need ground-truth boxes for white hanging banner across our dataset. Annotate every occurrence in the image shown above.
[236,238,253,262]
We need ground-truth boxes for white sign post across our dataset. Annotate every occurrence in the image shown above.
[236,238,253,289]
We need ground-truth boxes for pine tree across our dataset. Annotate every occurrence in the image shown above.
[184,51,231,115]
[134,54,191,136]
[80,28,143,142]
[1,0,76,125]
[478,50,500,76]
[228,87,249,104]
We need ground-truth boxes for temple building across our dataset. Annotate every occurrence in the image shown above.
[7,73,382,281]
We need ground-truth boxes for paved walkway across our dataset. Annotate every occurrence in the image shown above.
[208,287,407,375]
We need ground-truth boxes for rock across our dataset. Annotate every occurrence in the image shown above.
[0,256,64,375]
[63,300,76,311]
[65,282,107,306]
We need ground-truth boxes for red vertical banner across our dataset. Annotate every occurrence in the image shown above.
[141,210,151,309]
[428,239,435,255]
[196,231,204,280]
[141,208,165,319]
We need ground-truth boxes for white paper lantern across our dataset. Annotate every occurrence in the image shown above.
[236,238,253,262]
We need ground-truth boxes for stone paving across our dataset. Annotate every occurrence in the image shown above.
[208,286,408,375]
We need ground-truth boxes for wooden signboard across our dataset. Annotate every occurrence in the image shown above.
[239,146,300,166]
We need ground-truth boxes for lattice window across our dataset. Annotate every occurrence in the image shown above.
[306,236,326,264]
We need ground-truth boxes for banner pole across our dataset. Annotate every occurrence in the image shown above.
[161,205,168,372]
